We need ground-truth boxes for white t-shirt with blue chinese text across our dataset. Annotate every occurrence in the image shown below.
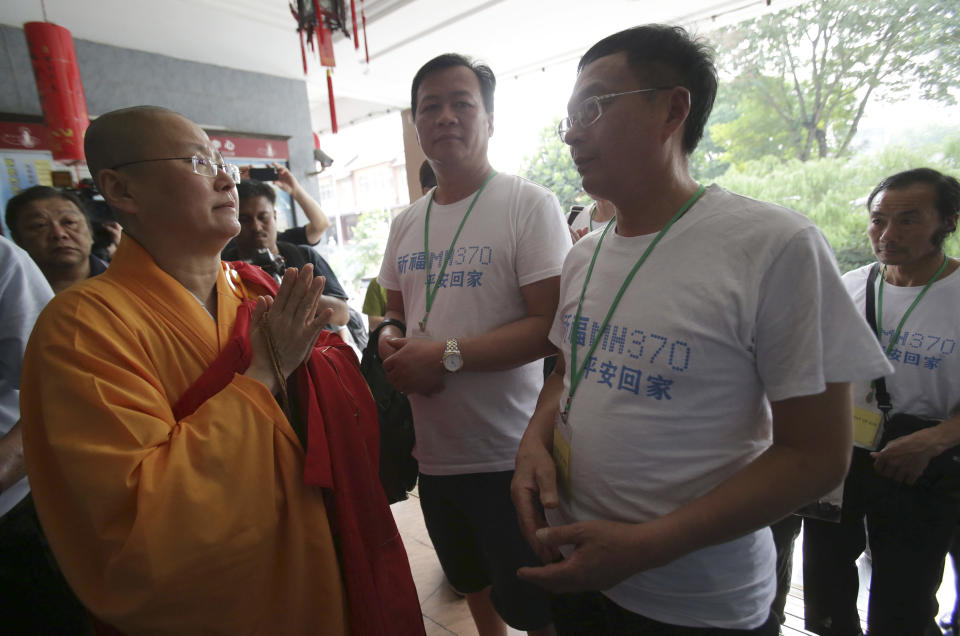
[843,262,960,421]
[546,185,892,629]
[379,172,570,475]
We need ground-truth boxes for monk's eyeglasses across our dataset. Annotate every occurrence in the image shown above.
[110,155,241,184]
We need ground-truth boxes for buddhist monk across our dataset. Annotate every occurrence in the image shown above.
[20,106,423,636]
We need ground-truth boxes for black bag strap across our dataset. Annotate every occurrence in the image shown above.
[864,263,892,416]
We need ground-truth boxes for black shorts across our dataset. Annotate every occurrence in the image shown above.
[552,591,780,636]
[418,470,552,630]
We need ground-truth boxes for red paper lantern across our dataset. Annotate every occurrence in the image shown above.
[23,22,90,162]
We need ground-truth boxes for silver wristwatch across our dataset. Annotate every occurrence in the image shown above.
[442,338,463,373]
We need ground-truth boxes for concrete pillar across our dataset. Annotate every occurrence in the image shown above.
[400,108,427,202]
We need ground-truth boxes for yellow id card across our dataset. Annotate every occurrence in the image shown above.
[853,407,883,450]
[552,412,572,495]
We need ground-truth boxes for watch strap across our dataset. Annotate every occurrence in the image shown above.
[443,338,460,355]
[442,338,463,372]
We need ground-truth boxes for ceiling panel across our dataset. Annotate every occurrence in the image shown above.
[1,0,808,134]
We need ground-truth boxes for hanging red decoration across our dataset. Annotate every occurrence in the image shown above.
[23,21,90,162]
[290,0,354,134]
[317,23,336,67]
[326,68,338,133]
[298,29,308,74]
[361,0,370,64]
[349,0,359,50]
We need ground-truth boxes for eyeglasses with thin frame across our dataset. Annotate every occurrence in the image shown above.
[110,155,241,184]
[557,87,674,142]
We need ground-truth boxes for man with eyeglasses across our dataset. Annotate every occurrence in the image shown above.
[510,25,892,634]
[19,106,424,635]
[377,53,569,635]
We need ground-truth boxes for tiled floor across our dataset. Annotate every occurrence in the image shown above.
[392,497,958,635]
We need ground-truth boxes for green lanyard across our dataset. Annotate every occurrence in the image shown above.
[564,184,706,420]
[420,171,496,332]
[876,255,948,355]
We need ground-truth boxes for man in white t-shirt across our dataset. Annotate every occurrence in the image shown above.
[377,53,570,635]
[803,168,960,636]
[510,25,892,634]
[0,236,88,632]
[569,198,615,243]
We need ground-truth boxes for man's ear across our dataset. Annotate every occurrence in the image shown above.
[97,170,138,217]
[661,87,691,145]
[486,112,494,138]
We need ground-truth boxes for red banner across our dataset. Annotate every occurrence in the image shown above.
[24,22,89,162]
[0,121,50,151]
[206,134,290,161]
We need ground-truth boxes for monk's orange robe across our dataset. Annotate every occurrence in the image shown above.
[21,237,348,635]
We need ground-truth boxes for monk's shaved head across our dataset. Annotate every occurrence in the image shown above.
[84,106,183,189]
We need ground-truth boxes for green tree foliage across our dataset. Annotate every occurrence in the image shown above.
[514,122,960,272]
[690,93,736,181]
[518,119,591,213]
[327,208,393,291]
[715,135,960,270]
[712,0,959,164]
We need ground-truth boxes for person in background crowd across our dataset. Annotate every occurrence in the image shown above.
[803,167,960,636]
[768,512,803,628]
[245,163,331,247]
[378,53,570,635]
[568,197,615,243]
[93,219,123,261]
[223,179,349,328]
[0,235,90,634]
[363,278,388,332]
[511,24,891,635]
[5,186,108,293]
[68,179,123,263]
[420,159,437,194]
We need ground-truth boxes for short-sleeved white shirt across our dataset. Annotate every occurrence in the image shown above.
[0,236,54,517]
[569,202,613,237]
[546,185,892,628]
[379,173,571,475]
[843,262,960,421]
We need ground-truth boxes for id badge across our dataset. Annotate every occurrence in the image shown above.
[552,410,573,496]
[853,406,883,450]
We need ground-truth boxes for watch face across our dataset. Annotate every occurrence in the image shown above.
[443,353,463,372]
